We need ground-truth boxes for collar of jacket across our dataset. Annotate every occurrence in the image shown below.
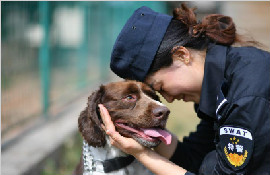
[196,43,228,121]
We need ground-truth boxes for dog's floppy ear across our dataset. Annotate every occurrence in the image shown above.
[78,85,106,147]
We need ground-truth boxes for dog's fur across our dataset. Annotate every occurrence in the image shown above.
[74,80,170,175]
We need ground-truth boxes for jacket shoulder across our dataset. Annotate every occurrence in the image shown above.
[226,46,270,71]
[225,47,270,101]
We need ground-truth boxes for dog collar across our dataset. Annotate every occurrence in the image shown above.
[83,140,135,174]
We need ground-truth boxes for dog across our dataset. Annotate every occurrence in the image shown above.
[74,80,171,175]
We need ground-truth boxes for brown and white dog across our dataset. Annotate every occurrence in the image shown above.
[74,80,171,175]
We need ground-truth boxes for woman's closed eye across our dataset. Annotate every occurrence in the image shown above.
[159,86,164,92]
[152,82,163,92]
[156,83,164,93]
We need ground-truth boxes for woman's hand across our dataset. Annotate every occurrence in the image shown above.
[98,104,148,157]
[98,104,187,175]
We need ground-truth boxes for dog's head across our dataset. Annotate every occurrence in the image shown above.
[78,80,171,148]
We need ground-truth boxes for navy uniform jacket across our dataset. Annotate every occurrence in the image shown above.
[169,44,270,175]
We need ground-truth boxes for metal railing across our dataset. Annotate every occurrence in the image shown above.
[1,1,169,144]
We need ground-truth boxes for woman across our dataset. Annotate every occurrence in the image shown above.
[99,4,270,175]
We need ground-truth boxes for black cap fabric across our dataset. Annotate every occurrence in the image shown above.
[110,6,172,81]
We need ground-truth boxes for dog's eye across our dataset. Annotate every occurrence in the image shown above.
[123,94,136,102]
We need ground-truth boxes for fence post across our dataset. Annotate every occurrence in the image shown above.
[98,2,111,81]
[78,1,89,89]
[38,1,50,118]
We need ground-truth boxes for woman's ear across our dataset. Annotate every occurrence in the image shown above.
[171,46,191,64]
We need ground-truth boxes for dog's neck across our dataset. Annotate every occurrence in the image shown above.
[88,136,128,160]
[83,136,131,174]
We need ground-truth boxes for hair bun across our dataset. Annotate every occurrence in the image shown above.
[201,14,236,45]
[173,4,236,46]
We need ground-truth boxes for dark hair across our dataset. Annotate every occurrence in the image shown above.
[148,4,236,75]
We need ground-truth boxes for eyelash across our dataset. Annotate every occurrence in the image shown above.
[123,94,137,102]
[150,82,163,92]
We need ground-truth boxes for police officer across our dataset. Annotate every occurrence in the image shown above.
[99,4,270,175]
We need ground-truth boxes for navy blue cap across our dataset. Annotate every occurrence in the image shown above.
[110,6,172,81]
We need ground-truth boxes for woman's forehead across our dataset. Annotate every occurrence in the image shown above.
[146,65,174,82]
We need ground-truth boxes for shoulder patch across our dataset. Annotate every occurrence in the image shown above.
[219,126,253,170]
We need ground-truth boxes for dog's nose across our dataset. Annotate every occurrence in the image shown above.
[152,106,170,118]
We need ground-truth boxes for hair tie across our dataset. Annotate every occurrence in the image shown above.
[189,22,206,38]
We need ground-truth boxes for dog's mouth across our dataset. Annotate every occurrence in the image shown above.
[115,120,171,147]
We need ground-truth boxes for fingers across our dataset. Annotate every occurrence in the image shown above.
[98,104,129,149]
[98,104,145,155]
[98,104,116,133]
[101,124,106,131]
[107,130,123,146]
[107,130,133,150]
[98,104,119,146]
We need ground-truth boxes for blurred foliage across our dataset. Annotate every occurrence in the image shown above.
[41,132,83,175]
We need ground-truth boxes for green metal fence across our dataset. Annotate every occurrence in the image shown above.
[1,1,169,143]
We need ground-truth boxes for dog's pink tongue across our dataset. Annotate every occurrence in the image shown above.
[141,128,172,145]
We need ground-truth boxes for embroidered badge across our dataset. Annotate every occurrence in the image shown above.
[219,126,253,170]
